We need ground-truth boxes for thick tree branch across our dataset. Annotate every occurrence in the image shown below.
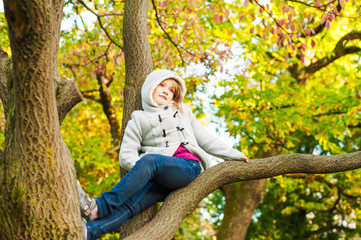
[307,32,361,73]
[125,151,361,240]
[0,46,11,107]
[289,31,361,85]
[2,0,82,238]
[55,77,83,124]
[81,91,100,103]
[122,0,153,136]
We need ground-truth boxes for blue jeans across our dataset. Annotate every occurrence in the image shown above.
[86,154,201,239]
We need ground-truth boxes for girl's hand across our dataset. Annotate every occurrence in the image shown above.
[239,153,248,163]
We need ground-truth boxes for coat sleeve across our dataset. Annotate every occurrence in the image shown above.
[185,106,246,161]
[119,112,143,171]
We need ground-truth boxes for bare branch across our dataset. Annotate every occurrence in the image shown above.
[102,145,120,156]
[151,0,185,66]
[285,0,338,10]
[125,151,361,240]
[349,123,361,129]
[81,91,100,103]
[254,0,293,40]
[150,1,210,66]
[77,0,123,51]
[95,70,121,144]
[312,110,347,117]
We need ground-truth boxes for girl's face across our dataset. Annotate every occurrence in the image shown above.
[152,79,176,106]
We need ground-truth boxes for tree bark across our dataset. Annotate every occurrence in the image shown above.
[122,0,153,136]
[118,0,156,238]
[124,151,361,240]
[0,1,82,238]
[217,180,267,240]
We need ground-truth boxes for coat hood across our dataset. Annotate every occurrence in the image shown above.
[141,69,186,111]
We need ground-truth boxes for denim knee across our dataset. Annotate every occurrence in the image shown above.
[138,154,159,165]
[136,154,160,169]
[132,154,161,178]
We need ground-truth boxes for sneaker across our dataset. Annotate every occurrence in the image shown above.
[77,180,96,220]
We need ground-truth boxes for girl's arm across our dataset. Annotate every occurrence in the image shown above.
[118,112,143,170]
[185,106,248,162]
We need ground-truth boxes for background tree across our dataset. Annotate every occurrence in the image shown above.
[212,0,361,239]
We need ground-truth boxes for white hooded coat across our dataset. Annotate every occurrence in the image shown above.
[119,69,246,171]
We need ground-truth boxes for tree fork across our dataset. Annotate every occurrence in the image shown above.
[0,47,83,124]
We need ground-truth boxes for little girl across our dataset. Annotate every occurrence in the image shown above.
[79,69,248,239]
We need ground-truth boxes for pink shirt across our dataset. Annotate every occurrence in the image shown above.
[173,145,200,162]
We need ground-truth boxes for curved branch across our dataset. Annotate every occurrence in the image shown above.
[349,123,361,128]
[290,31,361,85]
[81,88,101,101]
[95,71,121,145]
[125,151,361,240]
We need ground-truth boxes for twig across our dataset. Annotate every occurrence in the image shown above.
[77,0,124,51]
[151,0,185,66]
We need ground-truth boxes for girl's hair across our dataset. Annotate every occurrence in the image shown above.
[170,79,184,113]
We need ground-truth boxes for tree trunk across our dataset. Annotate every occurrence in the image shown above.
[118,0,156,238]
[217,180,267,240]
[122,0,153,135]
[0,1,82,238]
[217,146,283,240]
